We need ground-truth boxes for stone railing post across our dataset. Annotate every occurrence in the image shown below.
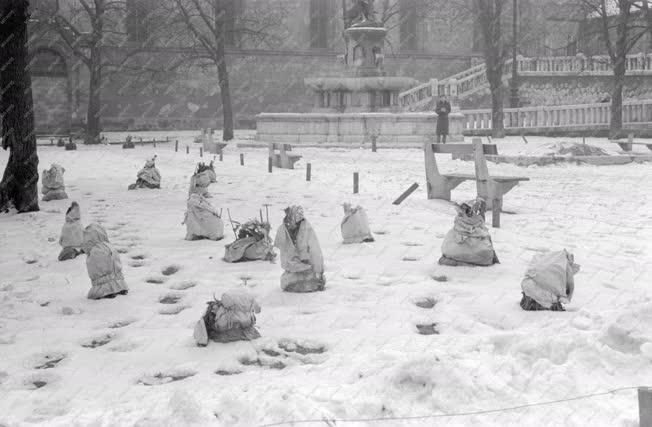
[430,78,439,99]
[448,78,460,111]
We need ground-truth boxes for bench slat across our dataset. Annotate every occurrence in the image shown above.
[432,143,498,155]
[442,173,529,182]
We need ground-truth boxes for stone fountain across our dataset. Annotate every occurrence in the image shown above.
[255,4,463,147]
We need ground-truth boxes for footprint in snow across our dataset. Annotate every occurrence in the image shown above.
[239,356,286,370]
[129,260,146,268]
[170,281,197,290]
[107,318,137,329]
[137,369,196,386]
[22,372,59,390]
[161,265,181,276]
[159,293,183,304]
[31,352,66,369]
[414,298,437,309]
[402,256,420,262]
[81,333,114,348]
[401,242,423,247]
[159,305,189,315]
[145,276,167,284]
[215,369,242,376]
[278,338,327,355]
[416,323,439,335]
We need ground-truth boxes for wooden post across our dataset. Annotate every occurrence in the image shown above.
[153,140,156,147]
[393,183,419,205]
[306,163,311,181]
[521,135,529,144]
[371,136,377,152]
[219,152,223,162]
[240,153,244,166]
[582,136,586,145]
[186,145,189,154]
[200,147,203,157]
[639,387,652,427]
[472,138,491,219]
[353,172,359,194]
[175,140,179,152]
[268,157,273,173]
[140,137,143,146]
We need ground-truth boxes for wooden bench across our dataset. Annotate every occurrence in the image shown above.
[613,134,652,152]
[424,138,529,227]
[268,143,302,169]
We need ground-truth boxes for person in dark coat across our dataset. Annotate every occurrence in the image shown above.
[435,98,451,143]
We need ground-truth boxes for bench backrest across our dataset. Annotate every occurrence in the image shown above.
[269,143,292,151]
[431,143,498,155]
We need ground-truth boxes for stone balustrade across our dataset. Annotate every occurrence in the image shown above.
[462,99,652,131]
[399,53,652,109]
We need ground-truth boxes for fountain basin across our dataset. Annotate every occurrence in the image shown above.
[254,111,464,147]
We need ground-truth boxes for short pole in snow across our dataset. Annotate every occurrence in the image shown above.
[392,183,419,205]
[140,137,143,146]
[640,387,652,427]
[200,147,203,157]
[240,153,244,166]
[371,137,377,152]
[306,163,311,181]
[175,140,178,152]
[153,140,156,147]
[582,136,586,145]
[219,152,223,162]
[186,145,189,154]
[521,135,529,144]
[353,172,359,194]
[50,138,54,145]
[268,157,273,173]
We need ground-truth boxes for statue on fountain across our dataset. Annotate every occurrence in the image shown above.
[345,0,381,28]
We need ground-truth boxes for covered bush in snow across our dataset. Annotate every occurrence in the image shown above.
[520,249,579,311]
[224,219,275,262]
[82,223,128,300]
[341,203,374,244]
[42,164,68,201]
[58,201,83,261]
[193,290,261,345]
[183,193,224,241]
[128,156,161,190]
[274,205,325,292]
[439,198,499,267]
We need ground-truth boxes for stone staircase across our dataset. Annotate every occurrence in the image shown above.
[399,53,652,111]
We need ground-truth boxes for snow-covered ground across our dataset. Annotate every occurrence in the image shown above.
[1,134,651,427]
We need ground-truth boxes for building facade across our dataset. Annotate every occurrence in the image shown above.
[27,0,645,135]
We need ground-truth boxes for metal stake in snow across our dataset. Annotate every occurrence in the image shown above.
[219,152,223,162]
[640,387,652,427]
[175,140,178,152]
[240,153,244,166]
[186,145,189,154]
[200,147,203,157]
[306,163,311,181]
[268,157,273,173]
[353,172,359,194]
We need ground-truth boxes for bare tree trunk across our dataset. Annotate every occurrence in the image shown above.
[0,0,40,213]
[215,5,234,141]
[610,57,626,139]
[475,0,506,138]
[85,47,102,144]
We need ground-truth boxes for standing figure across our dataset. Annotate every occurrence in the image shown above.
[82,223,129,299]
[58,201,84,261]
[435,98,451,144]
[274,206,325,292]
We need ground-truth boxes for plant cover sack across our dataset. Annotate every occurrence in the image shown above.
[520,249,579,310]
[194,290,261,345]
[341,203,374,244]
[183,194,224,241]
[59,202,84,261]
[439,199,499,267]
[224,219,276,262]
[42,164,68,201]
[129,156,161,190]
[273,206,325,292]
[82,223,128,299]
